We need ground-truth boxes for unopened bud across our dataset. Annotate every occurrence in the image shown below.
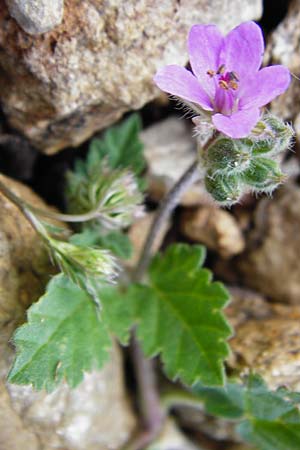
[242,157,286,193]
[99,170,144,229]
[250,113,294,156]
[202,138,250,175]
[49,239,119,285]
[205,171,242,206]
[66,166,144,230]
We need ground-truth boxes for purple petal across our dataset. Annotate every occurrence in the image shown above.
[154,65,213,110]
[212,108,260,138]
[239,65,291,109]
[221,22,264,79]
[188,24,223,97]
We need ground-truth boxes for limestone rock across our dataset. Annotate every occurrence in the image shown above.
[180,206,245,257]
[149,419,202,450]
[227,288,300,391]
[0,175,136,450]
[6,0,64,35]
[0,0,262,153]
[237,183,300,304]
[266,0,300,140]
[142,118,214,206]
[5,347,136,450]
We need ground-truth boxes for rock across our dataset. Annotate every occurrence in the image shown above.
[0,0,262,153]
[6,0,64,35]
[142,118,214,206]
[226,288,300,391]
[148,419,202,450]
[5,347,136,450]
[236,183,300,304]
[266,0,300,140]
[126,212,171,268]
[0,175,136,450]
[180,206,245,258]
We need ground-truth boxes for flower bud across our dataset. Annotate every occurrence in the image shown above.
[49,239,119,286]
[242,157,286,193]
[202,138,251,175]
[205,171,242,206]
[99,170,144,229]
[251,114,294,156]
[66,165,143,230]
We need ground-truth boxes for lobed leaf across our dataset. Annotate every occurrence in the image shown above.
[8,275,111,391]
[123,244,232,386]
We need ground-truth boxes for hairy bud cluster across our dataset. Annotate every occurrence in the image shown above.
[200,114,294,206]
[49,238,119,299]
[66,164,143,229]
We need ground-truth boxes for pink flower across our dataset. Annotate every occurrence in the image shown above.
[154,22,290,138]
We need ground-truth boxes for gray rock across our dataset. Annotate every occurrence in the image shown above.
[5,348,136,450]
[5,0,64,35]
[0,0,262,153]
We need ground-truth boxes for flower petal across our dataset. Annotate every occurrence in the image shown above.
[188,24,223,97]
[154,65,213,110]
[221,22,264,79]
[239,65,291,109]
[212,108,260,138]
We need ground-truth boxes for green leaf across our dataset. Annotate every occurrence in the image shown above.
[125,244,232,386]
[194,382,245,418]
[8,275,111,391]
[87,114,145,176]
[193,374,300,450]
[70,229,132,259]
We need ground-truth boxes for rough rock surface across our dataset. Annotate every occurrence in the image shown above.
[0,175,136,450]
[180,206,245,258]
[0,0,262,153]
[236,183,300,304]
[227,288,300,391]
[266,0,300,140]
[149,419,201,450]
[6,0,64,35]
[142,118,214,206]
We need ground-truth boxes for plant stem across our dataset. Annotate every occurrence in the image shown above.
[128,136,216,450]
[127,163,199,450]
[128,135,217,450]
[0,177,120,225]
[133,160,200,281]
[134,133,217,280]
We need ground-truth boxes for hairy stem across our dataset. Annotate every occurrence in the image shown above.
[133,160,200,281]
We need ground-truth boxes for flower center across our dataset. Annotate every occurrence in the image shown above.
[207,64,239,91]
